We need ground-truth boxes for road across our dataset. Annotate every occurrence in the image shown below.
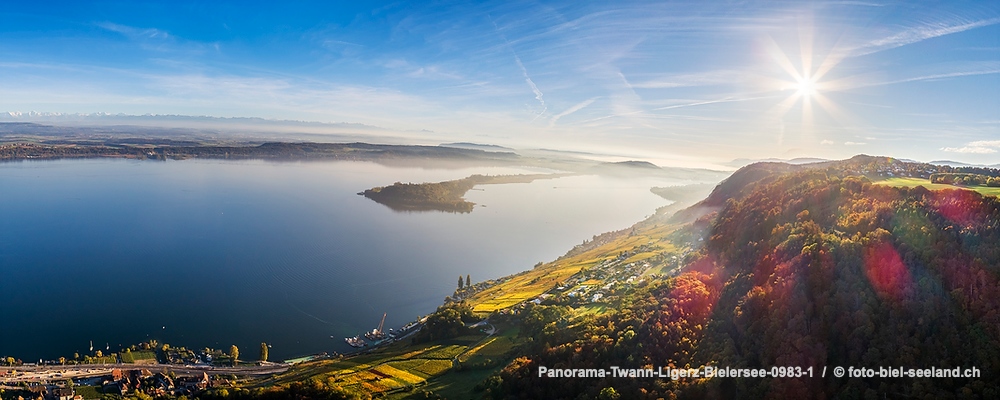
[0,363,289,383]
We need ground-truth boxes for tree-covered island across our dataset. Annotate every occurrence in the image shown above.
[359,173,572,213]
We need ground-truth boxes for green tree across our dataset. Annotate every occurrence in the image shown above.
[458,275,464,290]
[260,343,268,363]
[599,387,621,400]
[133,389,152,400]
[229,345,239,366]
[466,274,471,288]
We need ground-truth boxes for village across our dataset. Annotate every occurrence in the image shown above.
[0,315,433,400]
[0,363,281,400]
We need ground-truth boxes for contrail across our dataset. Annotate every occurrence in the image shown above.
[489,15,547,119]
[577,95,776,125]
[550,97,598,127]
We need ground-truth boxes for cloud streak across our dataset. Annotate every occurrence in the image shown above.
[876,67,1000,86]
[549,97,598,127]
[97,22,171,40]
[632,70,746,89]
[852,17,1000,56]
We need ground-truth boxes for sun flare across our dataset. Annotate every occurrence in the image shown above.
[796,77,817,97]
[763,24,859,133]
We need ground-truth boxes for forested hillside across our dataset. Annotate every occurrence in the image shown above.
[485,160,1000,399]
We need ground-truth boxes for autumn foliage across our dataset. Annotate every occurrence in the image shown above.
[488,164,1000,399]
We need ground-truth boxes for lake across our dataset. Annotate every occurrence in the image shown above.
[0,158,685,361]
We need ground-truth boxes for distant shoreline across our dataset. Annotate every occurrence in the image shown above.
[0,141,521,165]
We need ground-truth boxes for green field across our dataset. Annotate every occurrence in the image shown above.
[73,386,103,400]
[121,350,157,364]
[260,326,524,399]
[254,321,529,399]
[873,177,1000,197]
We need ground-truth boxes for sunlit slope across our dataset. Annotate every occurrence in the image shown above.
[467,219,680,313]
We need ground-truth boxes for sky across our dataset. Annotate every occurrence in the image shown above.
[0,0,998,167]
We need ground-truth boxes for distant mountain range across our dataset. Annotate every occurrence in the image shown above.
[0,112,384,131]
[930,159,1000,168]
[439,142,515,153]
[727,157,1000,170]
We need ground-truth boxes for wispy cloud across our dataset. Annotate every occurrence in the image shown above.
[97,22,171,40]
[942,140,1000,154]
[941,146,997,154]
[95,21,218,57]
[820,139,834,145]
[877,66,1000,86]
[832,61,1000,90]
[652,95,774,112]
[844,141,867,146]
[549,97,598,127]
[575,94,772,126]
[851,17,1000,56]
[824,1,885,7]
[632,70,745,89]
[383,59,464,80]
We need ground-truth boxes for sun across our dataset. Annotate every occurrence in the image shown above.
[761,24,857,131]
[795,77,817,97]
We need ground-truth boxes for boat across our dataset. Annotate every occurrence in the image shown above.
[344,335,366,348]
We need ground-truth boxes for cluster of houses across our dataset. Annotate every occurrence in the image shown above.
[553,257,650,306]
[100,368,212,397]
[12,369,217,400]
[21,384,79,400]
[511,244,691,311]
[839,158,940,179]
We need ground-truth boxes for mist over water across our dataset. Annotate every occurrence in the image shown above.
[0,159,681,360]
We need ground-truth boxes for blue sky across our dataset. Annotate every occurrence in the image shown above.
[0,1,997,167]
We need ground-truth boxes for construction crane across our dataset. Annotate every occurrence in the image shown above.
[365,313,387,340]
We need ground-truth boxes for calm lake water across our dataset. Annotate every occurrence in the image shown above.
[0,158,684,361]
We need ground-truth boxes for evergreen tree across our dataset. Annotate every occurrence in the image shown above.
[466,274,471,288]
[458,275,464,289]
[260,342,268,362]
